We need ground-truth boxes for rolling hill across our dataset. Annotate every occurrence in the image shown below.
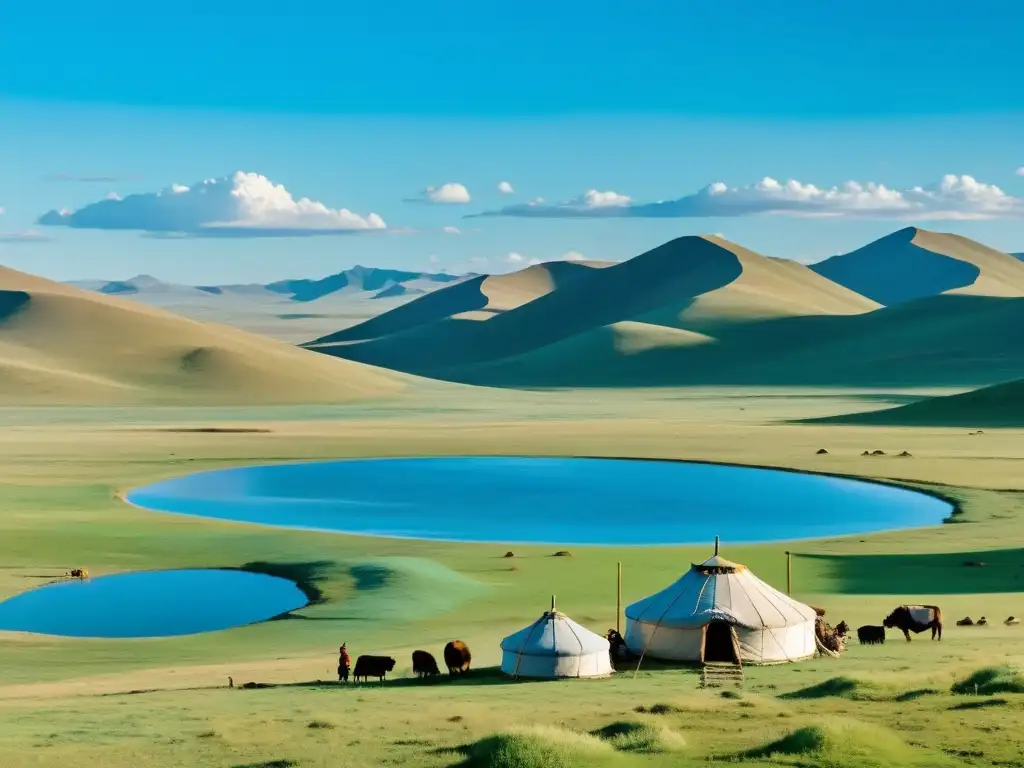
[810,227,1024,305]
[0,265,413,404]
[813,378,1024,427]
[308,235,880,374]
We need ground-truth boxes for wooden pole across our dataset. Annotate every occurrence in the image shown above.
[786,551,792,595]
[551,594,556,612]
[616,561,622,635]
[714,535,720,556]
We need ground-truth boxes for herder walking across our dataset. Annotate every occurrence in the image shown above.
[337,643,351,683]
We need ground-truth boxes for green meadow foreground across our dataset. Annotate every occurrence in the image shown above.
[1,389,1023,767]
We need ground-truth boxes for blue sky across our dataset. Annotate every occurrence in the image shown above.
[1,0,1023,283]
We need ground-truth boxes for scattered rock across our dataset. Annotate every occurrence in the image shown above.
[816,448,829,455]
[861,450,871,456]
[898,451,913,457]
[956,617,974,626]
[977,617,989,626]
[503,551,515,558]
[871,450,886,455]
[552,550,572,557]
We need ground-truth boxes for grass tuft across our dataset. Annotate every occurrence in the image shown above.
[952,665,1024,695]
[465,725,611,768]
[306,720,335,730]
[593,720,686,754]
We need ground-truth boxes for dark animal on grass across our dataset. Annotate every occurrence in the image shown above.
[835,621,850,638]
[411,650,440,678]
[1005,617,1019,626]
[443,641,472,676]
[977,616,988,626]
[883,605,942,641]
[352,655,396,683]
[605,629,632,662]
[956,617,974,626]
[857,625,885,645]
[816,448,828,455]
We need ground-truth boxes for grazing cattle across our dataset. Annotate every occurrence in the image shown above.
[883,605,942,641]
[977,617,988,626]
[857,625,885,645]
[956,617,974,626]
[412,650,440,678]
[1005,616,1019,626]
[443,640,472,676]
[352,655,396,683]
[69,568,88,579]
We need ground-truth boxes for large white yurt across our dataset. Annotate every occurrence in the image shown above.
[624,543,816,665]
[500,599,613,679]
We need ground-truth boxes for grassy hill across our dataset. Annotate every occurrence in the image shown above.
[811,227,1024,305]
[308,235,877,373]
[0,264,413,404]
[812,377,1024,427]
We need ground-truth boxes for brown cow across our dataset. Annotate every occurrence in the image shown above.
[443,640,472,676]
[412,650,440,678]
[883,605,942,641]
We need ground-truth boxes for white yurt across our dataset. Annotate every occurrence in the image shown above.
[500,598,613,679]
[624,542,816,665]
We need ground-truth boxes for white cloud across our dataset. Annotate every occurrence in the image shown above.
[1017,167,1024,176]
[506,252,525,263]
[470,174,1024,221]
[563,250,586,261]
[527,258,542,266]
[442,225,461,234]
[428,254,440,264]
[405,183,471,204]
[37,172,386,237]
[0,229,54,244]
[498,181,515,195]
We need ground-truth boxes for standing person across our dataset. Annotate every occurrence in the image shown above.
[337,643,351,683]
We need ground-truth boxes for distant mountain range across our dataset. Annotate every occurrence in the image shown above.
[306,227,1024,393]
[68,266,468,303]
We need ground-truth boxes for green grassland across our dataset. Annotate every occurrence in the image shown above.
[1,388,1023,767]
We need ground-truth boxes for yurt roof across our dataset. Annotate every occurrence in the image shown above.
[500,610,610,657]
[625,555,815,630]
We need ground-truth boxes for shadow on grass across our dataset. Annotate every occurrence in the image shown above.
[794,549,1024,594]
[235,560,333,607]
[950,698,1009,710]
[238,667,533,692]
[232,761,297,768]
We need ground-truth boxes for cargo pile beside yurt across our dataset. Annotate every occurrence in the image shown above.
[624,542,816,665]
[500,598,613,679]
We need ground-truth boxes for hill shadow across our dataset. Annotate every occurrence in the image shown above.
[236,560,334,606]
[796,549,1024,595]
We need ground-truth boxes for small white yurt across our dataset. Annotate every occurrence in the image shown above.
[500,597,613,679]
[625,541,816,665]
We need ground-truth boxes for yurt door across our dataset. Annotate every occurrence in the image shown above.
[702,621,740,664]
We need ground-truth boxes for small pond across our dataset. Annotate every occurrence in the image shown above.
[125,457,952,545]
[0,569,308,638]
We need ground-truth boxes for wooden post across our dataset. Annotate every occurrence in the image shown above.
[551,594,556,612]
[616,561,622,635]
[714,535,720,556]
[785,551,792,595]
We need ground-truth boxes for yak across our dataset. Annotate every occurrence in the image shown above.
[883,605,942,642]
[352,655,396,683]
[443,640,472,676]
[857,625,885,645]
[412,650,440,678]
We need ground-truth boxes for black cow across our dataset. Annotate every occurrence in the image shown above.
[412,650,440,678]
[352,655,396,683]
[883,605,942,641]
[857,625,885,645]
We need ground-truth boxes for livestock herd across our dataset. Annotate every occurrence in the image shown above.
[349,640,473,683]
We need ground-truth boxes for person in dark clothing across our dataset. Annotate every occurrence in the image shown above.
[337,643,351,682]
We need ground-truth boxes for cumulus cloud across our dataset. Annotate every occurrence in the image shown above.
[405,183,471,204]
[37,172,386,237]
[470,174,1024,221]
[442,225,461,234]
[563,250,586,261]
[506,252,525,263]
[497,181,515,195]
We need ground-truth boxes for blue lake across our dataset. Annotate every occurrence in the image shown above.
[0,569,308,638]
[126,457,952,545]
